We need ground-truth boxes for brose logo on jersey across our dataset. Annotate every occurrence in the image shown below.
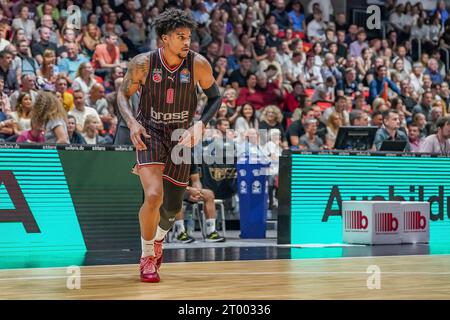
[151,107,189,123]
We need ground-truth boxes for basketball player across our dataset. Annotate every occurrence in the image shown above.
[117,9,222,283]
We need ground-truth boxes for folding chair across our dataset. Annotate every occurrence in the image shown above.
[192,199,227,240]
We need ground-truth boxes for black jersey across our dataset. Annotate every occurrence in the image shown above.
[137,47,198,133]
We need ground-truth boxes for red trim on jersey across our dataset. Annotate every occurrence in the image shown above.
[159,47,184,73]
[163,175,188,187]
[137,163,166,168]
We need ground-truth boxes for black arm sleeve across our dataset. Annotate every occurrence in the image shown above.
[200,83,222,126]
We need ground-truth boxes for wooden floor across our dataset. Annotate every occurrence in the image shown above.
[1,255,450,299]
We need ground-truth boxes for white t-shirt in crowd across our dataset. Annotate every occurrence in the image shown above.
[68,106,101,129]
[419,134,450,154]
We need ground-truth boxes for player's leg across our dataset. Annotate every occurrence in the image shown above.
[200,189,225,242]
[137,165,164,282]
[152,179,188,269]
[138,165,164,243]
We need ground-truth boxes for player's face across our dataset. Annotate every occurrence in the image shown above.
[166,28,192,59]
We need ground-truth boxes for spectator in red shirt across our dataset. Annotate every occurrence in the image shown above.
[236,73,266,111]
[92,33,125,78]
[282,81,306,117]
[255,72,284,108]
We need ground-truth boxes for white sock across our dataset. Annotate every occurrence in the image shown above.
[174,220,185,235]
[206,219,216,235]
[141,236,155,258]
[155,225,169,241]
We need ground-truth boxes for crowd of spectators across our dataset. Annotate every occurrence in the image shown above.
[0,0,450,210]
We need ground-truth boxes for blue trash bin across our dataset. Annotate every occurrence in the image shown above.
[237,153,270,238]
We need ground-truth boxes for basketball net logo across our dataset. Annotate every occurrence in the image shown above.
[66,5,82,30]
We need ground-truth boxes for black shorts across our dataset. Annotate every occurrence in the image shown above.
[135,129,191,187]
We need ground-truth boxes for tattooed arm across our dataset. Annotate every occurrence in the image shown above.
[117,53,151,150]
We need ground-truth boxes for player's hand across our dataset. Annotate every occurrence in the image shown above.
[178,121,205,148]
[129,121,150,151]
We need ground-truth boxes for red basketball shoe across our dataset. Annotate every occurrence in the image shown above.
[154,239,164,270]
[140,256,160,283]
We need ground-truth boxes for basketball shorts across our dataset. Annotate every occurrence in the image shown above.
[135,129,191,187]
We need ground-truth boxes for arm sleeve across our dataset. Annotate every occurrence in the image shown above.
[200,83,222,126]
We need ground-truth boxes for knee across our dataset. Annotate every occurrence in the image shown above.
[202,189,214,201]
[144,190,163,209]
[164,202,183,217]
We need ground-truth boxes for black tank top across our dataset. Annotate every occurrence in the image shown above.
[137,48,198,132]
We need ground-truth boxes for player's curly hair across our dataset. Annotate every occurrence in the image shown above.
[152,8,197,39]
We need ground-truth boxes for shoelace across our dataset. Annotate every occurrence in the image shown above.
[141,257,156,274]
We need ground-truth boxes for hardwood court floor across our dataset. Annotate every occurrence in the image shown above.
[1,254,450,299]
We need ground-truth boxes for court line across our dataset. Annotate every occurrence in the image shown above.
[1,253,450,273]
[3,270,450,282]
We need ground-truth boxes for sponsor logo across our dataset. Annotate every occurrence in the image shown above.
[180,68,190,83]
[240,181,247,194]
[152,69,162,83]
[150,107,189,123]
[344,210,368,231]
[166,88,174,104]
[323,185,450,222]
[239,169,246,177]
[375,212,398,233]
[209,168,236,181]
[404,211,427,232]
[252,180,262,194]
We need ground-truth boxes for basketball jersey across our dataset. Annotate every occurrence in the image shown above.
[137,48,198,133]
